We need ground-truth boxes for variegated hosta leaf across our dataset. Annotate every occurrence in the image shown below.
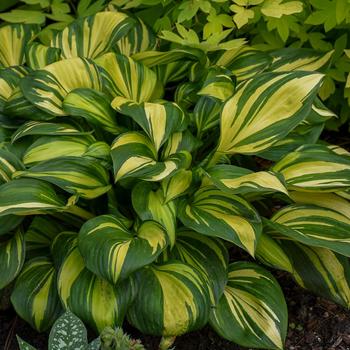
[162,131,200,159]
[22,135,96,165]
[269,48,334,72]
[0,179,66,217]
[305,97,337,125]
[20,57,103,116]
[112,97,186,151]
[0,228,25,289]
[290,191,350,218]
[280,240,350,308]
[216,47,272,81]
[127,262,211,337]
[79,215,168,284]
[11,257,62,332]
[0,24,39,67]
[265,204,350,257]
[154,61,192,85]
[177,186,262,255]
[95,53,159,102]
[217,71,324,155]
[132,182,176,247]
[0,148,24,184]
[0,215,23,236]
[48,311,88,350]
[51,12,134,59]
[255,233,293,273]
[111,132,190,182]
[0,66,28,112]
[25,42,61,70]
[115,17,156,56]
[161,169,192,203]
[206,165,288,196]
[167,230,228,305]
[63,88,122,134]
[14,157,111,199]
[210,262,287,350]
[57,236,134,332]
[11,121,90,143]
[272,144,350,191]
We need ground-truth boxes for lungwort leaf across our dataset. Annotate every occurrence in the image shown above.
[21,57,103,116]
[272,144,350,192]
[78,215,168,284]
[217,71,323,155]
[265,204,350,257]
[127,262,211,337]
[51,12,135,59]
[178,186,262,255]
[210,262,287,350]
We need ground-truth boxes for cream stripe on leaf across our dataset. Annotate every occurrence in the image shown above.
[0,227,25,289]
[127,261,211,338]
[95,53,159,102]
[0,24,39,67]
[11,257,62,332]
[304,97,337,125]
[0,148,24,184]
[0,178,66,217]
[162,131,200,159]
[272,144,350,191]
[132,182,177,247]
[161,169,192,203]
[25,42,61,70]
[55,234,134,332]
[112,97,186,151]
[269,48,334,73]
[111,132,190,183]
[63,88,123,134]
[167,229,229,305]
[78,214,168,285]
[280,240,350,308]
[217,71,324,155]
[206,164,288,196]
[50,12,135,59]
[20,57,103,116]
[177,185,262,256]
[209,262,287,350]
[13,157,111,200]
[265,204,350,257]
[11,121,90,143]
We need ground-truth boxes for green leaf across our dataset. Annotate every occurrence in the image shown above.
[261,0,303,18]
[0,148,25,184]
[177,185,262,255]
[25,42,61,70]
[17,337,37,350]
[0,10,46,24]
[161,169,192,203]
[210,262,287,350]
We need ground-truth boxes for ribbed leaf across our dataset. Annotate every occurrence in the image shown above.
[0,148,24,184]
[95,53,158,102]
[217,71,323,155]
[63,88,122,134]
[127,262,211,337]
[132,182,176,247]
[177,186,262,255]
[14,157,111,199]
[57,237,134,332]
[206,165,288,196]
[0,179,66,216]
[161,169,192,203]
[11,121,90,143]
[112,97,186,151]
[25,42,61,70]
[0,24,39,67]
[79,215,168,284]
[111,132,190,182]
[210,262,287,350]
[167,230,228,305]
[51,12,134,59]
[280,240,350,308]
[265,204,350,256]
[0,228,25,289]
[11,257,62,332]
[272,144,350,191]
[21,57,103,116]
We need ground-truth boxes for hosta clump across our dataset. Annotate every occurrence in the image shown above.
[0,6,350,350]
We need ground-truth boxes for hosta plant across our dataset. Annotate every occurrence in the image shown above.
[0,6,350,350]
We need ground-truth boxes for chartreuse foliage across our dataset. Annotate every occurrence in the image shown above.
[0,4,349,350]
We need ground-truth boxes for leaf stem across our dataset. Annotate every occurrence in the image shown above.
[67,205,95,220]
[206,150,223,168]
[159,336,176,350]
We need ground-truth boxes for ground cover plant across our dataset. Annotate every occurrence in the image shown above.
[0,1,350,349]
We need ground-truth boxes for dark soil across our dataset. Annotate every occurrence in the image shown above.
[1,273,350,350]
